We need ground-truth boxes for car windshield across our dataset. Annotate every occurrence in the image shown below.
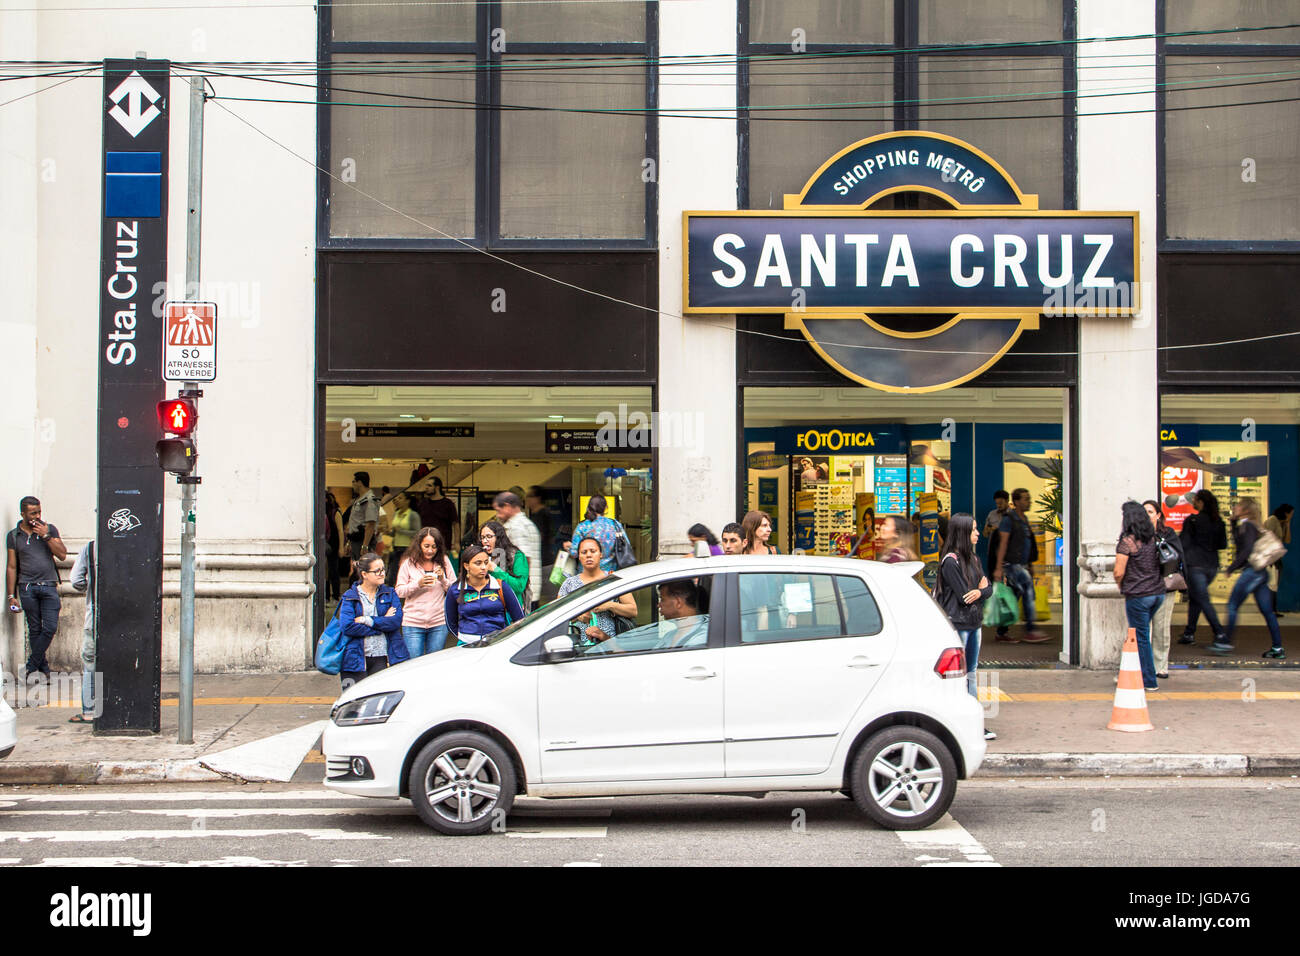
[461,573,626,647]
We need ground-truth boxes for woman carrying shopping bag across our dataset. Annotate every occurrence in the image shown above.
[932,514,996,740]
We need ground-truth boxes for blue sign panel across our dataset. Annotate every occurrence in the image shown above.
[684,212,1138,314]
[105,151,162,218]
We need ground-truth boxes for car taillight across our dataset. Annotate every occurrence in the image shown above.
[934,647,967,679]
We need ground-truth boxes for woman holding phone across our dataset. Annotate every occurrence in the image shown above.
[395,528,456,657]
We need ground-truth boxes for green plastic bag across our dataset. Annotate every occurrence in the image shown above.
[983,581,1021,629]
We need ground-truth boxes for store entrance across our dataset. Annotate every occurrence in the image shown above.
[743,386,1071,665]
[320,385,655,616]
[1159,392,1298,667]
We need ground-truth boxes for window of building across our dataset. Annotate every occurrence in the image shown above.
[321,0,656,246]
[741,0,1073,209]
[1161,1,1300,242]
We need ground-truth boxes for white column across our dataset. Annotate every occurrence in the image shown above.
[656,0,739,556]
[0,3,39,675]
[1075,0,1159,667]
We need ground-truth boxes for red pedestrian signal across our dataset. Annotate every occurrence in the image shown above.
[157,398,197,437]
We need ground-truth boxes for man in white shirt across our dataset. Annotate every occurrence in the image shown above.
[494,491,541,609]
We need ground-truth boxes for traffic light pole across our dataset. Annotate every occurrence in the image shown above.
[177,76,205,745]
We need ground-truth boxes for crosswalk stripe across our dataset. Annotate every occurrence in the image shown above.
[2,790,362,804]
[20,857,311,867]
[895,814,999,867]
[0,829,391,843]
[1,807,412,819]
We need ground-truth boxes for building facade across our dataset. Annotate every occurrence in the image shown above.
[3,1,1297,683]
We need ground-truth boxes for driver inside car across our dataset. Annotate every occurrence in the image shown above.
[581,580,709,654]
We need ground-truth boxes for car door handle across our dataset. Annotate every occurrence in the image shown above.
[683,667,718,680]
[847,656,881,669]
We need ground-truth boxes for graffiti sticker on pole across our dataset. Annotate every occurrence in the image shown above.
[162,301,217,381]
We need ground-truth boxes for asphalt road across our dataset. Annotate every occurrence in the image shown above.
[0,777,1296,867]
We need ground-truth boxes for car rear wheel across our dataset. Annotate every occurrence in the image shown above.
[849,726,956,831]
[408,732,516,836]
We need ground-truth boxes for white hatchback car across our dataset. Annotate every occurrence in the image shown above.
[322,555,985,834]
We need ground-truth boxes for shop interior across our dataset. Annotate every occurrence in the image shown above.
[744,386,1069,665]
[322,385,654,608]
[1159,392,1298,667]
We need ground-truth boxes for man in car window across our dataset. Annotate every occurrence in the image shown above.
[655,580,709,649]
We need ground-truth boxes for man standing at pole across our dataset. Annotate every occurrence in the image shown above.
[6,496,67,682]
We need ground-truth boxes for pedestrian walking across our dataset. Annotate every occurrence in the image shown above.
[1113,501,1166,691]
[992,488,1047,644]
[740,510,779,555]
[394,528,455,657]
[479,519,529,610]
[563,493,623,571]
[1144,499,1185,679]
[983,490,1010,575]
[875,514,917,563]
[932,513,995,739]
[687,523,723,556]
[324,491,343,602]
[417,477,461,557]
[338,552,408,691]
[69,539,97,723]
[720,522,744,555]
[1212,497,1284,658]
[445,544,524,645]
[345,472,381,563]
[494,491,541,609]
[1265,504,1293,615]
[385,492,419,586]
[558,536,637,644]
[1178,489,1227,647]
[6,496,67,682]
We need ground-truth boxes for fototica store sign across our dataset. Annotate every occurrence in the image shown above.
[683,131,1139,392]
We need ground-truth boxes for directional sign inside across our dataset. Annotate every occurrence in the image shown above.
[108,70,163,138]
[163,301,217,382]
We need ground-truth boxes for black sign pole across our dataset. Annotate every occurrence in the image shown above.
[95,58,170,734]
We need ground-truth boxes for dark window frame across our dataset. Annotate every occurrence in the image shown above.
[1157,0,1300,251]
[737,0,1078,210]
[318,1,659,250]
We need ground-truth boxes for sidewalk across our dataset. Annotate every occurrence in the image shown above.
[2,668,1299,785]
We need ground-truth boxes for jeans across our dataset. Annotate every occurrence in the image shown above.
[1125,593,1165,689]
[19,582,60,674]
[1001,563,1036,628]
[956,628,981,698]
[1182,566,1223,639]
[1225,567,1282,649]
[81,624,98,717]
[402,624,449,658]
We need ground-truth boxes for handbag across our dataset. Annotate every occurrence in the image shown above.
[1155,536,1181,576]
[1249,527,1287,571]
[611,522,638,570]
[314,603,346,675]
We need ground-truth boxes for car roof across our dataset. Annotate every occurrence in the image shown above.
[606,555,923,583]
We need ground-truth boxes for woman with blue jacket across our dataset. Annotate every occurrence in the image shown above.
[339,551,408,689]
[445,545,525,645]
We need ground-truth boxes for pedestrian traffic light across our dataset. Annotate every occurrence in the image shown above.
[156,398,197,437]
[156,397,198,475]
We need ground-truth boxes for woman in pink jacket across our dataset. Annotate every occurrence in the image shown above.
[395,527,456,657]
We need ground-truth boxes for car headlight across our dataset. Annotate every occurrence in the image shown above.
[331,690,405,726]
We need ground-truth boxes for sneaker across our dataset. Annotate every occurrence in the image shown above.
[1177,634,1196,645]
[1145,685,1160,693]
[1156,672,1169,679]
[983,729,998,741]
[1020,630,1050,644]
[994,631,1020,644]
[1263,647,1286,660]
[1207,642,1235,655]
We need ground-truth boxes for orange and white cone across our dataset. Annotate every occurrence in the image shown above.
[1108,628,1154,732]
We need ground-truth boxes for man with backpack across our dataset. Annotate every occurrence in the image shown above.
[992,488,1047,644]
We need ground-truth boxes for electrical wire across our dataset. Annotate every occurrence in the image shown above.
[208,94,1300,361]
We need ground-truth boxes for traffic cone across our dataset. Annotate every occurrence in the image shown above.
[1107,628,1154,733]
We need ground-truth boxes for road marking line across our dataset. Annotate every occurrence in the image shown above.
[895,814,1000,867]
[0,829,390,843]
[2,790,365,803]
[36,697,336,709]
[21,856,311,867]
[998,691,1300,702]
[505,826,608,839]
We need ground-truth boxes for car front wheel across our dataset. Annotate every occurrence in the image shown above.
[408,731,516,836]
[849,726,956,830]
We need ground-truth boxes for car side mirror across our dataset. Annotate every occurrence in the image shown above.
[543,634,576,663]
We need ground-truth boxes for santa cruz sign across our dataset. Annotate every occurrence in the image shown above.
[683,131,1139,392]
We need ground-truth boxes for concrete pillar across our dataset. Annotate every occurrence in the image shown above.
[656,1,738,557]
[1075,0,1159,667]
[0,4,39,676]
